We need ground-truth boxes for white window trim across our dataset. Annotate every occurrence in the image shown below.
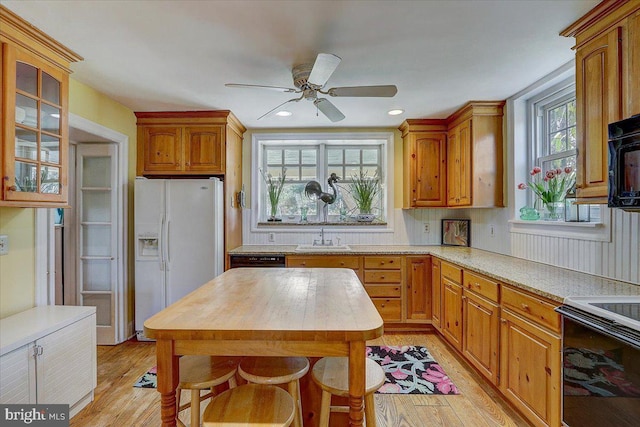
[250,132,395,234]
[507,60,611,242]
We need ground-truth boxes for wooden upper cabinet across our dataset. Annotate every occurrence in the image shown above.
[575,28,621,200]
[447,119,472,206]
[562,0,640,202]
[140,126,182,173]
[136,112,229,176]
[399,101,504,209]
[0,6,82,207]
[400,121,447,208]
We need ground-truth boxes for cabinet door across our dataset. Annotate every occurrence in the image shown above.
[410,133,447,207]
[575,27,622,200]
[406,256,431,321]
[627,9,640,117]
[462,290,499,385]
[447,120,471,206]
[500,309,561,427]
[36,315,96,408]
[184,126,224,173]
[441,278,463,351]
[0,344,36,404]
[140,126,183,173]
[431,258,442,331]
[2,44,69,205]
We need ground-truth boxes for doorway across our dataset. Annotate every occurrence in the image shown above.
[36,113,129,345]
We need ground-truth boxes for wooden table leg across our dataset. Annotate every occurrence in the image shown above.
[348,340,365,427]
[157,339,179,427]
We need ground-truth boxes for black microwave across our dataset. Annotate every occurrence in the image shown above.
[608,115,640,211]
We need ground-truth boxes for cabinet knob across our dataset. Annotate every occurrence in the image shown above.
[521,303,530,311]
[301,262,306,266]
[381,276,385,279]
[340,262,345,266]
[8,185,17,191]
[500,318,507,324]
[474,282,480,288]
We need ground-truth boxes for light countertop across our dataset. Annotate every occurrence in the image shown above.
[229,245,640,302]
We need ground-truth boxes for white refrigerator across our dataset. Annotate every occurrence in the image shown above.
[134,178,224,340]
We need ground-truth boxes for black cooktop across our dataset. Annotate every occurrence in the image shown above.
[591,302,640,322]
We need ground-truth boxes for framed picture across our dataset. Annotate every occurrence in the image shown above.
[441,219,471,247]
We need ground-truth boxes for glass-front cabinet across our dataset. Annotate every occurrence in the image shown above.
[1,5,81,207]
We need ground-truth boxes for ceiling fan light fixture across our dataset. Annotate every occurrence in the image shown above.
[387,109,404,116]
[275,110,292,117]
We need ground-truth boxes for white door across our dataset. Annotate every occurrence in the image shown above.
[76,143,119,345]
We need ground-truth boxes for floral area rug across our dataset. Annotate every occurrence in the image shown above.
[133,345,459,395]
[367,345,459,394]
[563,347,640,397]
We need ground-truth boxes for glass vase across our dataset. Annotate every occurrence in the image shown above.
[543,201,564,221]
[268,203,281,222]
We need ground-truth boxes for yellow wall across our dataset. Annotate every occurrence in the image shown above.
[0,208,35,317]
[0,79,136,320]
[242,128,404,208]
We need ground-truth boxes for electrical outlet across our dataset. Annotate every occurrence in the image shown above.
[268,232,275,243]
[0,235,8,255]
[489,224,496,238]
[423,223,430,233]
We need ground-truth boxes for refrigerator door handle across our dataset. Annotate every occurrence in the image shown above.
[159,215,165,271]
[165,220,171,270]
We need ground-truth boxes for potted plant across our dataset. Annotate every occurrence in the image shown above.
[349,170,380,222]
[260,167,287,221]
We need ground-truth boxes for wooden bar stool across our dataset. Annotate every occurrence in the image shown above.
[202,384,295,427]
[311,357,386,427]
[237,357,309,427]
[176,356,240,427]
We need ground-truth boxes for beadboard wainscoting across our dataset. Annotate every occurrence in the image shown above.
[243,206,639,284]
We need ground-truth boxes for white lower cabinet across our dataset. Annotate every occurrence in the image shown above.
[0,306,96,418]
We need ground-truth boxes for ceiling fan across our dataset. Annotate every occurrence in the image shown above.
[225,53,398,122]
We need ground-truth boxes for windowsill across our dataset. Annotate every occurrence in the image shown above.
[509,217,610,242]
[257,221,388,227]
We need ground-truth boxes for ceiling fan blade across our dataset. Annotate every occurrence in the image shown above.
[225,83,297,93]
[314,98,345,122]
[327,85,398,97]
[257,96,302,120]
[308,53,341,87]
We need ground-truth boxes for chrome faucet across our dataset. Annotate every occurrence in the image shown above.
[313,228,333,246]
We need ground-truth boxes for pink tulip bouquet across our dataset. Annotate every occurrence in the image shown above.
[518,166,575,209]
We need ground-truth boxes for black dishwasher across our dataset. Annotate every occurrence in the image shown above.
[229,254,286,268]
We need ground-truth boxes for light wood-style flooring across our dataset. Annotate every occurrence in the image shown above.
[70,332,530,426]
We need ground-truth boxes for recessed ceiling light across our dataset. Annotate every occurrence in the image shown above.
[387,109,404,116]
[275,110,292,117]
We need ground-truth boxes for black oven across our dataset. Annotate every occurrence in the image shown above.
[557,299,640,427]
[608,115,640,211]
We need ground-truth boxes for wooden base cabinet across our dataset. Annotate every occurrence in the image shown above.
[431,258,442,331]
[499,309,561,427]
[440,262,463,351]
[462,272,500,386]
[364,256,404,323]
[405,256,432,322]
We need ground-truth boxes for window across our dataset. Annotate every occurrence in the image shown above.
[529,82,600,222]
[253,133,391,225]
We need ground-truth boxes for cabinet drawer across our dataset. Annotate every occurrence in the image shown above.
[364,285,401,298]
[286,256,361,269]
[364,270,402,284]
[364,256,402,270]
[371,298,402,321]
[502,286,560,332]
[463,271,499,302]
[441,261,462,284]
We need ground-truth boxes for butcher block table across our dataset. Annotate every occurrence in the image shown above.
[144,267,384,427]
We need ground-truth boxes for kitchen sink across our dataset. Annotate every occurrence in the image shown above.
[295,244,352,252]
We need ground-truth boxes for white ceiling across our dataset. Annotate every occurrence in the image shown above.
[2,0,599,129]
